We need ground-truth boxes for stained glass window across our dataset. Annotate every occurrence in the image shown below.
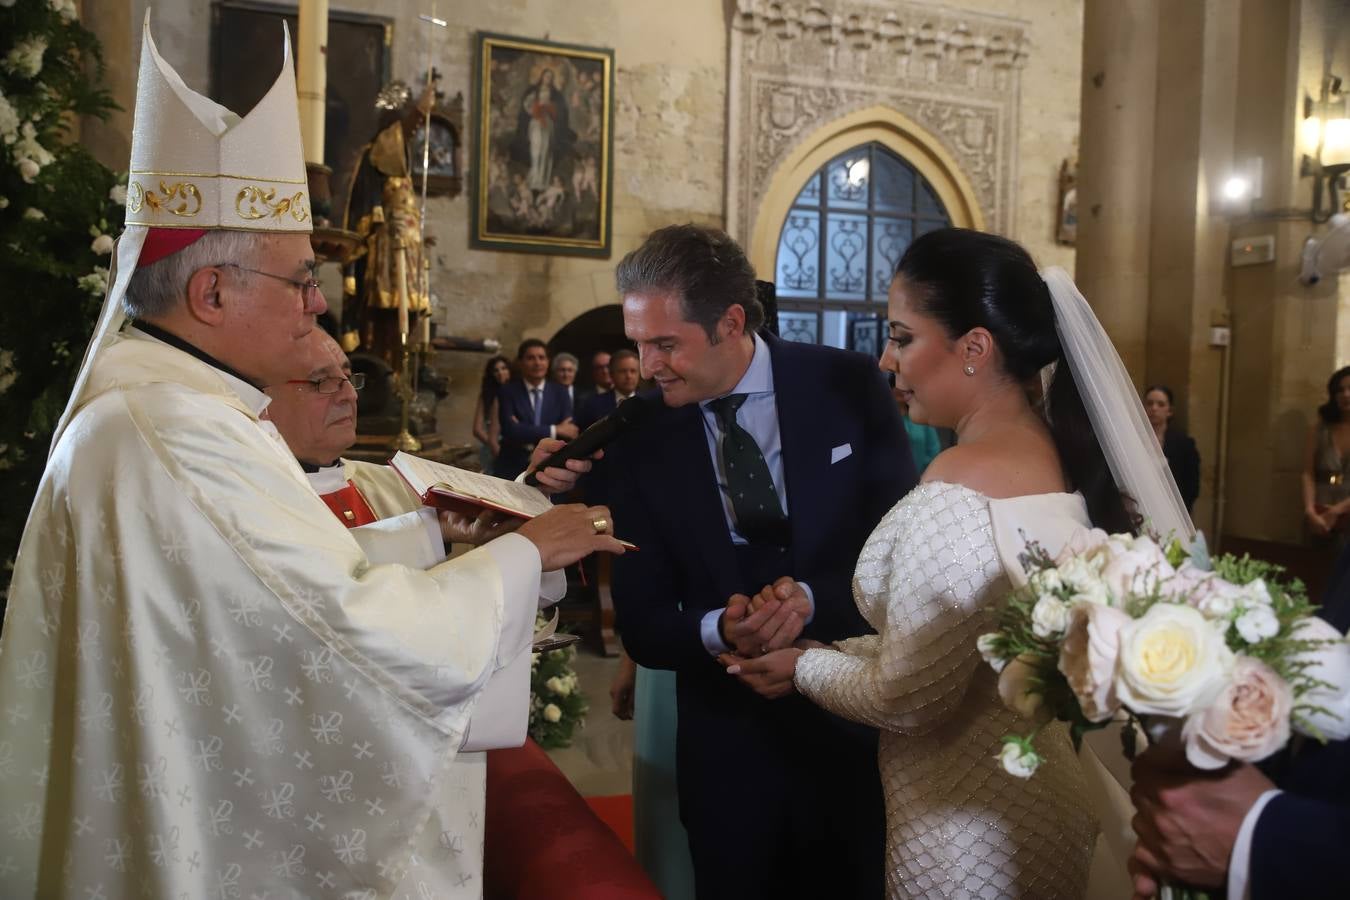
[773,143,953,356]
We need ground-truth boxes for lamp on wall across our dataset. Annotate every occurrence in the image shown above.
[1301,74,1350,223]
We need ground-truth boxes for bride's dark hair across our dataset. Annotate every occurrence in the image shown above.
[894,228,1136,533]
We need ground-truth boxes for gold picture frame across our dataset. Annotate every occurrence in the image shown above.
[471,33,614,257]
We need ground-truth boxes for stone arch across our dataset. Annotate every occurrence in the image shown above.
[747,105,986,277]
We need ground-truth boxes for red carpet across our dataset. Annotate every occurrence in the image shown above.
[584,794,635,854]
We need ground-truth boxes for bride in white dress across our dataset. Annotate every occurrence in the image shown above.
[726,229,1156,898]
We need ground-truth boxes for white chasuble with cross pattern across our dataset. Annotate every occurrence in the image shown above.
[0,331,544,899]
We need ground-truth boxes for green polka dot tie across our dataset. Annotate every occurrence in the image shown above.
[708,393,788,545]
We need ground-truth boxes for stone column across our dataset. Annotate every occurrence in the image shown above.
[78,0,136,171]
[1074,0,1161,383]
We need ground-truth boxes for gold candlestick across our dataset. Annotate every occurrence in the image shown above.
[392,335,421,452]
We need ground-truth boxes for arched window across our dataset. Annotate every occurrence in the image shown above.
[773,142,952,355]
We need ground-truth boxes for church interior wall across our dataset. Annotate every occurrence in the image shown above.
[112,0,727,449]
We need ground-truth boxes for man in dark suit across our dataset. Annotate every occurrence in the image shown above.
[577,349,641,509]
[576,348,640,431]
[606,224,914,899]
[1128,545,1350,898]
[495,338,577,479]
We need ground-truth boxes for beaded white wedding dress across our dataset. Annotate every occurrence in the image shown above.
[795,481,1099,899]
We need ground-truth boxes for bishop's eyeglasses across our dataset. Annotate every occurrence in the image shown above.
[285,373,366,394]
[219,262,322,305]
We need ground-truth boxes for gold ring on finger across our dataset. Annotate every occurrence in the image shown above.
[591,516,609,535]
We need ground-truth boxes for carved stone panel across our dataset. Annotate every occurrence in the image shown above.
[729,0,1029,241]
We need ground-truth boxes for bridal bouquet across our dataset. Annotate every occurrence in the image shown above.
[977,530,1350,778]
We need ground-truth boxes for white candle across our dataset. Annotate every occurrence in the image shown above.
[296,0,329,165]
[396,247,410,339]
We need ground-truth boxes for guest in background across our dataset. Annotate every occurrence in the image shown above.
[1144,384,1200,513]
[577,349,640,430]
[591,350,614,393]
[1303,366,1350,541]
[552,351,579,406]
[496,339,576,479]
[893,382,942,474]
[609,649,696,900]
[573,349,612,415]
[473,354,512,473]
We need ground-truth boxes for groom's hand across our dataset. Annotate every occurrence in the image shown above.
[1128,752,1273,890]
[721,591,803,657]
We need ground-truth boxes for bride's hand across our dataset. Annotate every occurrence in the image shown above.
[718,648,803,700]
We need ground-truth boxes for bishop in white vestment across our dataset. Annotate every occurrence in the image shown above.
[0,18,620,900]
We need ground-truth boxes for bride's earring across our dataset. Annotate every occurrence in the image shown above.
[964,365,976,376]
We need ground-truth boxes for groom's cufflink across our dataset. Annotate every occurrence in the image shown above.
[830,443,853,464]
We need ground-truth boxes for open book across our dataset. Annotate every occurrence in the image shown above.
[390,451,554,519]
[389,452,638,550]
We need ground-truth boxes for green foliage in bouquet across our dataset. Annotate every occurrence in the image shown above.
[529,631,588,750]
[0,1,123,595]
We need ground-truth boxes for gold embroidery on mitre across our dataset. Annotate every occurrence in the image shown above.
[235,186,311,223]
[126,180,203,217]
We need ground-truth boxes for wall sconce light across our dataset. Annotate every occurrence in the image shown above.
[1301,74,1350,223]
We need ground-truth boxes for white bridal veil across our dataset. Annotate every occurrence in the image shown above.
[1041,267,1195,543]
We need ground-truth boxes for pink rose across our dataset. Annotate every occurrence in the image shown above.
[1058,601,1131,722]
[1055,528,1111,567]
[1099,547,1175,604]
[1183,656,1292,769]
[997,656,1051,724]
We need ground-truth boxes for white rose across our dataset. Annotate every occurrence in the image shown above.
[109,184,127,205]
[1235,605,1279,644]
[17,157,39,183]
[22,207,44,221]
[1195,579,1243,620]
[1058,601,1132,722]
[1030,568,1064,594]
[1239,579,1273,607]
[998,740,1042,779]
[1183,655,1292,769]
[0,196,9,209]
[90,234,114,255]
[997,656,1050,723]
[49,0,78,21]
[1058,557,1100,593]
[1031,595,1071,639]
[542,703,562,723]
[977,633,1009,673]
[0,91,19,143]
[1116,602,1234,717]
[1289,617,1350,741]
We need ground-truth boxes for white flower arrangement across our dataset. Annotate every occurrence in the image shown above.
[3,37,49,80]
[979,530,1349,779]
[528,614,587,748]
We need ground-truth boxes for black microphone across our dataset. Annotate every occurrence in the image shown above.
[524,394,656,486]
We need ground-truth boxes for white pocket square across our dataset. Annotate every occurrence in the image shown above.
[831,443,853,464]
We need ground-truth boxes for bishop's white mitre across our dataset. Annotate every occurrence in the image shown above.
[53,12,312,449]
[126,11,311,234]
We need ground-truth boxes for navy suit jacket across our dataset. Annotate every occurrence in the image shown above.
[494,379,572,478]
[575,390,618,432]
[1250,545,1350,897]
[608,334,914,675]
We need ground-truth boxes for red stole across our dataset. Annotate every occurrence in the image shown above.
[319,480,379,528]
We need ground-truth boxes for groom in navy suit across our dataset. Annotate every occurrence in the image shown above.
[1128,545,1350,898]
[606,225,914,899]
[495,338,577,479]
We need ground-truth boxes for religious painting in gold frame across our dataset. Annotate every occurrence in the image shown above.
[471,33,614,257]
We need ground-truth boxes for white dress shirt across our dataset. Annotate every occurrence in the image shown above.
[695,333,813,654]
